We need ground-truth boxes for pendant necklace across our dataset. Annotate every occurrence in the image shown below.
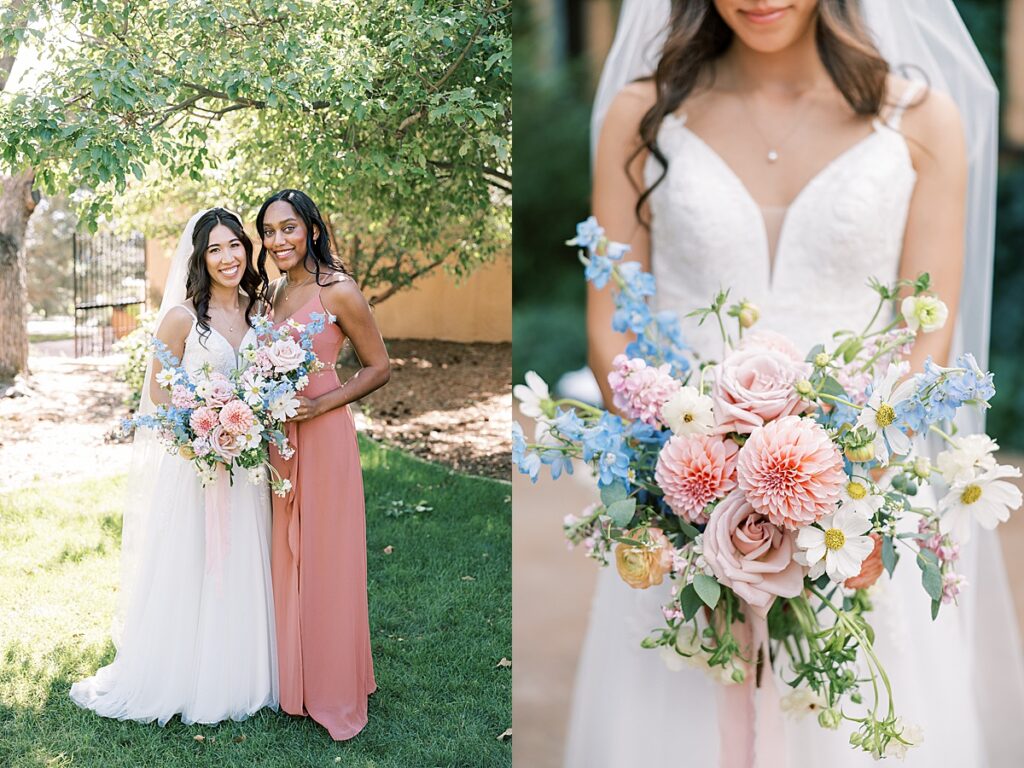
[739,89,815,163]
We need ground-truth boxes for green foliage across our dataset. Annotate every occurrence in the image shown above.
[112,310,155,412]
[0,0,510,303]
[0,436,511,767]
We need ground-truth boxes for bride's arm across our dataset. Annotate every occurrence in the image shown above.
[148,307,192,406]
[588,81,656,408]
[898,86,968,370]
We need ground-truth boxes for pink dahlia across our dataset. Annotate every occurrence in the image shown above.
[189,406,220,437]
[607,354,680,428]
[655,434,739,523]
[737,415,845,529]
[219,399,255,435]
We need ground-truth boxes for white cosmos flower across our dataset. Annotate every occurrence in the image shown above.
[901,295,948,333]
[935,434,999,484]
[838,474,884,518]
[780,688,828,719]
[856,365,916,465]
[939,464,1022,543]
[661,386,715,436]
[796,508,874,583]
[269,393,300,421]
[513,370,552,419]
[155,368,179,387]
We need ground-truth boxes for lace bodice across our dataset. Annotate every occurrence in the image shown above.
[180,310,256,379]
[645,86,921,361]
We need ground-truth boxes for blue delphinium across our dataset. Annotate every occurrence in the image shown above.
[512,422,542,482]
[897,354,996,433]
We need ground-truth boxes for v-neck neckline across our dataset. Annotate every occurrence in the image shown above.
[206,323,255,357]
[272,290,320,328]
[665,113,889,287]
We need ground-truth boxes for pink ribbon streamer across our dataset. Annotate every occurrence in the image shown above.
[204,463,232,585]
[716,606,786,768]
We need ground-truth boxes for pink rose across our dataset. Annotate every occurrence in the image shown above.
[197,372,235,407]
[189,406,220,437]
[266,338,305,374]
[219,399,255,436]
[738,330,803,361]
[702,490,805,616]
[209,425,243,460]
[713,343,811,435]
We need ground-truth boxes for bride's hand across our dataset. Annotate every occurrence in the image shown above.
[289,396,321,422]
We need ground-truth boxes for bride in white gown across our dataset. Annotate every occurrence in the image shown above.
[70,208,278,724]
[568,1,1024,766]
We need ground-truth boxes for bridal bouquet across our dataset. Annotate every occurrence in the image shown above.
[127,312,328,496]
[513,218,1022,759]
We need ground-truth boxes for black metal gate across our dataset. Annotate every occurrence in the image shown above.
[73,231,147,357]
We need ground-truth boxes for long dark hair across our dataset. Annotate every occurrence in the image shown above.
[255,189,349,288]
[634,0,891,221]
[185,207,264,344]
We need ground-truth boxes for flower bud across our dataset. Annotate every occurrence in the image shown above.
[813,352,831,369]
[818,708,842,730]
[795,379,816,398]
[738,302,760,329]
[844,442,875,463]
[912,457,931,479]
[731,667,746,684]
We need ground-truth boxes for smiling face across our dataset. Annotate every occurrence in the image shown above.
[204,223,247,289]
[261,200,320,273]
[713,1,819,53]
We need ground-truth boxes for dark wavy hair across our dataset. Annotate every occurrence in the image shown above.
[634,0,891,222]
[255,189,349,287]
[185,208,264,344]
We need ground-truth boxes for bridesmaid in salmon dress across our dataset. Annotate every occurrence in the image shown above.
[256,189,391,740]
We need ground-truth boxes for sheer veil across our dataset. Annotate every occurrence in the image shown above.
[113,209,210,644]
[590,1,1024,763]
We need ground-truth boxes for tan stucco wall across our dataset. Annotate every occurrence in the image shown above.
[371,255,511,343]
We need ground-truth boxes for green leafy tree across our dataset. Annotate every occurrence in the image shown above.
[0,0,510,375]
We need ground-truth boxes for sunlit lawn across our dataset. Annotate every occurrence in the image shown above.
[0,436,511,768]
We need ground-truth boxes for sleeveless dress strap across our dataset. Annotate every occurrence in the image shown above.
[885,80,925,130]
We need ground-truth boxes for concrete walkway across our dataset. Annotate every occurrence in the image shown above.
[512,410,1024,768]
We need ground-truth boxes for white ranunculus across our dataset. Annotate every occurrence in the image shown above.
[661,386,715,436]
[901,295,948,333]
[935,434,999,484]
[513,370,552,419]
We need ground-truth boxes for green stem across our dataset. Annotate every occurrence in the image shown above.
[552,397,605,416]
[818,392,864,411]
[927,424,956,446]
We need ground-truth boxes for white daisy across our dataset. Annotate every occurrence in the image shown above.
[661,386,715,436]
[939,464,1022,543]
[155,368,179,387]
[269,393,300,421]
[935,434,999,484]
[855,365,916,465]
[513,370,552,419]
[796,509,874,583]
[838,475,884,518]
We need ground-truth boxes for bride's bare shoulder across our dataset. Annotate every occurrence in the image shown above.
[601,80,657,138]
[887,73,965,167]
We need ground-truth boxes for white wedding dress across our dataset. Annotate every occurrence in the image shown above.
[70,309,278,725]
[565,88,1024,766]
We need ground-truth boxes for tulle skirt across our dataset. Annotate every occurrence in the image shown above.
[70,452,279,725]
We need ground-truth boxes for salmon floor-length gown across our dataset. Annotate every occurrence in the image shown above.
[270,285,377,740]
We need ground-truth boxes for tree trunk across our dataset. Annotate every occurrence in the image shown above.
[0,171,37,380]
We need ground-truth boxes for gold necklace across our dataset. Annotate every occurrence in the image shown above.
[738,89,816,164]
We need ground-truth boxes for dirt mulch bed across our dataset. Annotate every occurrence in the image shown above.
[339,339,511,482]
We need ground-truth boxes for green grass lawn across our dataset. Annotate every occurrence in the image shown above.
[0,436,511,768]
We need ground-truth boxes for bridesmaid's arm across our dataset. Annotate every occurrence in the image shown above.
[897,85,968,370]
[589,81,656,408]
[148,306,192,406]
[290,277,391,422]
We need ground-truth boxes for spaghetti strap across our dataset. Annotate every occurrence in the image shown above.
[886,80,925,130]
